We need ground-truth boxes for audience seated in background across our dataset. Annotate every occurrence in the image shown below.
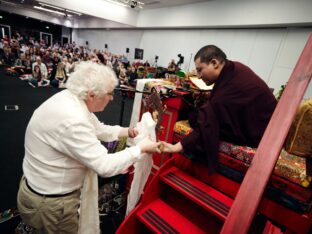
[1,30,199,94]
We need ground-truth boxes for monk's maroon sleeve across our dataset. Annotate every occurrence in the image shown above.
[181,102,220,174]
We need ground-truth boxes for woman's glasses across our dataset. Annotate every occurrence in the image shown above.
[106,91,114,96]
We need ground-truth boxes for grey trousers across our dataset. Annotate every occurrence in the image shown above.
[17,177,81,234]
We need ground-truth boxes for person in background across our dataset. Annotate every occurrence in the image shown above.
[23,54,33,74]
[42,50,52,68]
[96,51,106,65]
[143,60,150,68]
[0,45,15,66]
[118,62,128,85]
[127,65,138,87]
[32,56,48,80]
[167,59,178,74]
[11,53,26,75]
[28,64,49,87]
[64,57,76,75]
[49,52,61,79]
[17,61,161,233]
[161,45,277,173]
[28,47,36,63]
[50,62,67,88]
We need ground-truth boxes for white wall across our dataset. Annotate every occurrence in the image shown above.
[73,27,312,98]
[62,26,71,43]
[73,17,133,29]
[137,0,312,28]
[73,29,144,56]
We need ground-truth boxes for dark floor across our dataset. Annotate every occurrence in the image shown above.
[0,68,134,233]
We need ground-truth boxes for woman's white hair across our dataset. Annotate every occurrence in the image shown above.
[66,61,118,100]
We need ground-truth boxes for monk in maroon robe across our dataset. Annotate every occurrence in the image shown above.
[162,45,277,173]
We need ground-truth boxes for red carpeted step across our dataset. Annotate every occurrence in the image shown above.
[160,167,233,221]
[137,199,206,234]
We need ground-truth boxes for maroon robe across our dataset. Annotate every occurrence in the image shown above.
[181,60,277,173]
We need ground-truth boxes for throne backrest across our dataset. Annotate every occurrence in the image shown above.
[285,97,312,157]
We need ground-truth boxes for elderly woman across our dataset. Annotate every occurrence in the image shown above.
[17,61,161,234]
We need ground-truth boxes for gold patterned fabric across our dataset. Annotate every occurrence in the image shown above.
[173,120,193,136]
[276,149,311,187]
[285,97,312,157]
[173,120,311,187]
[144,80,176,94]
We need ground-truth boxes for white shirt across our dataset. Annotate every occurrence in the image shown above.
[23,89,141,195]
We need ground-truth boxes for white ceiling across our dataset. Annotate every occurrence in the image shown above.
[1,0,211,11]
[141,0,211,9]
[0,0,213,27]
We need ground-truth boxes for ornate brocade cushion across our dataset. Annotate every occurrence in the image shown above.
[144,80,176,94]
[218,142,254,166]
[276,149,311,188]
[173,120,312,187]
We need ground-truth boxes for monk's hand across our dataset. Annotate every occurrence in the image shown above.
[158,141,183,153]
[158,142,173,153]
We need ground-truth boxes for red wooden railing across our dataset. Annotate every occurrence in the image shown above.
[221,34,312,233]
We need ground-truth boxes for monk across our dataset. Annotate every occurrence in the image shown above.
[161,45,277,173]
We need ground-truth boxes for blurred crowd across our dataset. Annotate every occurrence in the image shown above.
[0,31,182,89]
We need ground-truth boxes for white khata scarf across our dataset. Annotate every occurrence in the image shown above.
[126,112,156,215]
[78,169,100,234]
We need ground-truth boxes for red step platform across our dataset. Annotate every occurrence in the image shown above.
[137,199,206,234]
[160,167,233,221]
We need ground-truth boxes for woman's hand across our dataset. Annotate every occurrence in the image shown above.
[119,127,138,138]
[137,138,161,154]
[128,127,138,138]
